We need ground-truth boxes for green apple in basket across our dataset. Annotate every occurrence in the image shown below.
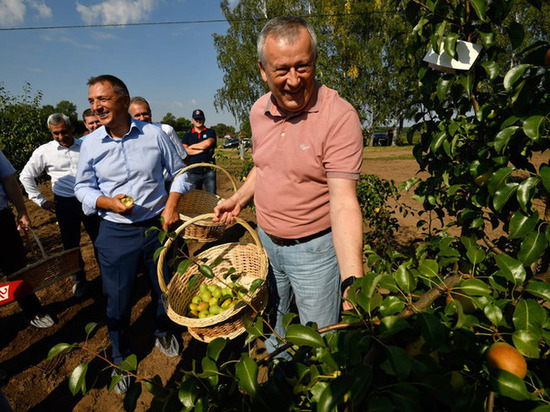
[187,282,244,318]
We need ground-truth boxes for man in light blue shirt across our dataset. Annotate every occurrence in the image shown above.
[75,74,192,395]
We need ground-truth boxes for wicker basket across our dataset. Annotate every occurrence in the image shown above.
[6,228,81,294]
[157,213,268,341]
[176,163,237,242]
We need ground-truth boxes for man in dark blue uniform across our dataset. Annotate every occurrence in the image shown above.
[181,109,217,193]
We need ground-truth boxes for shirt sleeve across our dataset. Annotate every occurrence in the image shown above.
[19,148,47,206]
[161,124,188,160]
[74,141,102,215]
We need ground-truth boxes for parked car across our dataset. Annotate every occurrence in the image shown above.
[372,132,388,146]
[223,138,239,148]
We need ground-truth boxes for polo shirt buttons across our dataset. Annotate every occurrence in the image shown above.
[281,132,285,137]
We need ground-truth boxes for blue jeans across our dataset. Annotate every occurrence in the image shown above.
[188,170,216,194]
[95,219,172,364]
[258,227,341,357]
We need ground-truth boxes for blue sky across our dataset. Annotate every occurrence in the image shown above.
[0,0,243,128]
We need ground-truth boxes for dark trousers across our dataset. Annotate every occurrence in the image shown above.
[0,208,41,317]
[54,195,100,282]
[188,169,216,194]
[95,219,172,364]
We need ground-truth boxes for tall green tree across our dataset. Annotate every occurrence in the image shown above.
[160,112,177,128]
[0,83,50,173]
[54,100,78,125]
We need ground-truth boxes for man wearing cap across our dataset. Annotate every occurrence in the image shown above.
[181,109,217,193]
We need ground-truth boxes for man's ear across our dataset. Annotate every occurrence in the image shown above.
[258,60,268,82]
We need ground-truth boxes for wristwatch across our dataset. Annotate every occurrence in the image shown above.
[341,276,358,295]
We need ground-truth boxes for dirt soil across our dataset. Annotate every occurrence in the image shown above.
[0,147,430,411]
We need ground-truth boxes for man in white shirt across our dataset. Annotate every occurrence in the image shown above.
[19,113,100,298]
[129,96,188,161]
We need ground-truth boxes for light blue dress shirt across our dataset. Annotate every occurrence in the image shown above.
[0,149,16,210]
[74,119,191,224]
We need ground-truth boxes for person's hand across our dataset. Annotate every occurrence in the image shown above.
[17,213,31,232]
[160,206,180,231]
[109,194,134,215]
[41,200,56,213]
[342,288,353,311]
[213,197,242,225]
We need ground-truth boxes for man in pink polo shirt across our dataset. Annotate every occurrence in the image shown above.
[214,16,363,356]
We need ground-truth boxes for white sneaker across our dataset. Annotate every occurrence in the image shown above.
[72,280,89,298]
[155,334,180,357]
[111,369,131,395]
[29,313,54,328]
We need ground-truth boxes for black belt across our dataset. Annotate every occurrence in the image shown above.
[265,227,331,247]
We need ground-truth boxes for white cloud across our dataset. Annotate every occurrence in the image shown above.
[76,0,156,25]
[0,0,26,26]
[28,0,51,19]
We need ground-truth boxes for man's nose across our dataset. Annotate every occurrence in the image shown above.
[286,68,300,87]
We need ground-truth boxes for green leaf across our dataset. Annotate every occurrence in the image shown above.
[517,177,539,212]
[524,280,550,302]
[437,78,452,101]
[430,131,447,153]
[481,61,499,81]
[387,346,412,380]
[235,356,259,396]
[460,279,491,296]
[395,264,416,293]
[47,343,72,359]
[460,73,474,97]
[119,354,137,372]
[206,338,227,362]
[512,329,541,358]
[494,254,526,285]
[360,273,384,298]
[494,127,520,154]
[488,166,514,194]
[198,265,215,279]
[506,21,525,50]
[317,377,352,412]
[493,182,518,212]
[69,363,88,396]
[379,296,405,317]
[523,115,545,139]
[484,304,503,327]
[419,312,445,346]
[285,324,326,348]
[84,322,100,336]
[177,259,193,275]
[478,30,495,49]
[178,379,198,408]
[503,64,531,91]
[509,210,539,239]
[418,259,438,278]
[201,357,218,376]
[492,370,530,401]
[470,0,487,20]
[444,33,459,59]
[186,273,200,290]
[517,230,547,266]
[249,278,263,295]
[513,298,546,332]
[540,164,550,192]
[282,312,298,330]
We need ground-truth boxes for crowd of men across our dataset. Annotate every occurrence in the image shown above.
[1,16,364,396]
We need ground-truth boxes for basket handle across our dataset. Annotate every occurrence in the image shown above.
[174,162,238,193]
[23,228,48,260]
[156,213,262,294]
